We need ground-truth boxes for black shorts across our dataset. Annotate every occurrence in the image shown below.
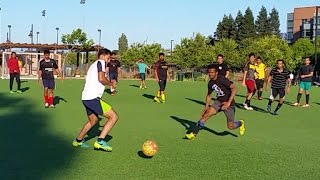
[270,88,285,100]
[139,73,146,80]
[211,100,235,122]
[158,79,167,91]
[255,79,264,89]
[109,72,118,81]
[82,98,112,117]
[42,79,55,89]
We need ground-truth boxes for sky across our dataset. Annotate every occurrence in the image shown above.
[0,0,319,50]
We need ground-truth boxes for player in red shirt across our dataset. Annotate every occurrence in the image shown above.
[7,52,22,93]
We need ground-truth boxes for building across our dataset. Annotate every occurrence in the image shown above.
[287,6,320,43]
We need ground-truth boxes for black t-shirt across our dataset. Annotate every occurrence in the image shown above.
[107,59,121,74]
[39,59,58,79]
[208,75,235,105]
[300,65,314,82]
[155,60,168,80]
[217,63,229,77]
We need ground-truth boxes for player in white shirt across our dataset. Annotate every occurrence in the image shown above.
[72,49,118,152]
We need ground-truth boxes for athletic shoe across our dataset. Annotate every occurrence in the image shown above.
[139,86,143,89]
[10,91,14,94]
[154,97,161,103]
[292,102,299,107]
[258,97,263,100]
[271,111,278,115]
[244,105,253,111]
[302,104,309,108]
[185,132,196,140]
[49,104,55,108]
[45,103,49,108]
[72,140,90,148]
[144,86,147,89]
[267,105,271,112]
[16,90,22,94]
[239,120,245,136]
[94,140,112,152]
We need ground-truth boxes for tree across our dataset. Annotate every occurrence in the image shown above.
[291,38,315,63]
[216,14,236,40]
[118,33,128,54]
[235,11,245,43]
[216,21,223,40]
[228,14,237,40]
[242,7,256,39]
[256,6,271,37]
[214,39,241,69]
[269,8,281,37]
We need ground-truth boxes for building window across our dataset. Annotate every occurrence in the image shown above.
[287,21,293,28]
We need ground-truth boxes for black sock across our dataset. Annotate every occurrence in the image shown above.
[191,121,205,135]
[268,99,273,106]
[306,94,310,104]
[247,100,251,107]
[245,98,249,104]
[98,138,104,142]
[274,103,283,112]
[297,93,302,103]
[257,91,261,98]
[76,138,82,142]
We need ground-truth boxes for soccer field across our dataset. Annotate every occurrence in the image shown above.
[0,79,319,180]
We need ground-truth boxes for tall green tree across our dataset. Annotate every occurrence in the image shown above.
[291,38,315,63]
[118,33,128,54]
[269,8,281,37]
[242,7,256,39]
[228,14,237,40]
[216,14,236,40]
[214,39,241,69]
[256,6,271,37]
[216,21,223,40]
[235,10,245,42]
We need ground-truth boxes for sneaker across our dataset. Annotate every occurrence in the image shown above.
[94,140,112,152]
[302,104,309,108]
[139,86,143,89]
[49,104,55,108]
[144,86,147,89]
[10,91,14,94]
[258,97,263,100]
[45,103,49,108]
[292,102,299,107]
[267,105,271,112]
[271,111,278,116]
[16,90,22,94]
[244,105,253,111]
[72,140,90,148]
[154,97,161,103]
[185,132,196,140]
[239,120,245,136]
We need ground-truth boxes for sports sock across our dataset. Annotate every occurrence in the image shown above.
[49,96,54,105]
[258,91,262,98]
[44,95,48,103]
[76,138,82,143]
[268,99,273,106]
[306,94,310,104]
[234,121,241,129]
[247,99,251,107]
[274,103,283,112]
[297,93,302,103]
[192,120,205,135]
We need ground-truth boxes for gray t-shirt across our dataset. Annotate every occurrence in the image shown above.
[300,65,314,82]
[244,62,256,80]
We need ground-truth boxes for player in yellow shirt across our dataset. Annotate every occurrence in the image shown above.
[255,57,267,100]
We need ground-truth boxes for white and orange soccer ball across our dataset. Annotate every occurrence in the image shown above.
[142,140,158,157]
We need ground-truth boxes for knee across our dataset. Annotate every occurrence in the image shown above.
[227,122,235,130]
[109,111,118,123]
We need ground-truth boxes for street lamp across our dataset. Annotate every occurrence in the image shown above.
[56,27,59,45]
[170,40,174,56]
[8,25,11,42]
[98,29,101,46]
[36,32,40,44]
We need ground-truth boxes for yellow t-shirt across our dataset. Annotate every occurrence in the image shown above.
[255,63,266,79]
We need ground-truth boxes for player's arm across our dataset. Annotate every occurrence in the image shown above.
[167,69,170,81]
[38,61,43,84]
[53,60,63,79]
[97,61,113,86]
[242,64,248,87]
[301,68,314,78]
[286,73,292,93]
[228,83,237,105]
[225,65,230,78]
[265,73,273,91]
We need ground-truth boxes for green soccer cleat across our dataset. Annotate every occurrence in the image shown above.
[10,91,14,94]
[16,90,22,94]
[94,140,112,152]
[72,140,90,148]
[239,120,245,136]
[185,132,196,140]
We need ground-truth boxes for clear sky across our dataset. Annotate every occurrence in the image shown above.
[0,0,318,50]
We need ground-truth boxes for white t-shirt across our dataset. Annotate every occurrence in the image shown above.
[82,60,106,100]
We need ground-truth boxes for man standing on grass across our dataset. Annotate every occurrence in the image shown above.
[292,57,314,108]
[38,50,62,108]
[72,48,118,152]
[255,56,267,100]
[242,53,257,110]
[136,58,150,89]
[154,53,170,103]
[7,52,22,93]
[216,54,229,78]
[185,64,245,140]
[266,60,291,115]
[107,52,121,96]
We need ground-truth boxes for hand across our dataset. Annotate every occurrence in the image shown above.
[242,81,246,87]
[221,102,231,111]
[300,75,305,79]
[156,78,159,82]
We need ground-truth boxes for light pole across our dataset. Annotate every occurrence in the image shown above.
[36,32,40,44]
[56,27,59,45]
[98,29,101,46]
[8,25,11,42]
[80,0,86,30]
[170,40,174,56]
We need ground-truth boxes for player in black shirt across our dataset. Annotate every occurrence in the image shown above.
[292,57,314,108]
[185,64,245,140]
[107,52,121,96]
[154,53,170,103]
[216,54,229,78]
[38,50,62,108]
[266,60,291,115]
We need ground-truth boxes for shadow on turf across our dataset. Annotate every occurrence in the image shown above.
[104,88,111,94]
[20,87,30,92]
[170,116,238,138]
[21,80,28,84]
[54,96,67,105]
[0,93,74,180]
[84,121,113,142]
[143,94,155,100]
[129,85,140,88]
[137,151,153,159]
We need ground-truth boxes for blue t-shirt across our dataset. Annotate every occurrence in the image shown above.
[137,63,148,73]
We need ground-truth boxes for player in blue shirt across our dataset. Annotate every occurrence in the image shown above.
[136,58,150,89]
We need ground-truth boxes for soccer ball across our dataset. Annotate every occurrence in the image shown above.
[142,140,158,157]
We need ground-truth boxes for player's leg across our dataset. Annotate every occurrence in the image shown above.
[267,88,277,112]
[160,80,167,103]
[303,82,311,107]
[94,99,118,152]
[139,73,143,89]
[16,73,22,93]
[224,106,245,135]
[258,79,264,100]
[272,89,285,115]
[142,73,147,88]
[48,79,55,107]
[244,80,254,110]
[154,80,162,103]
[72,113,98,148]
[9,73,14,93]
[293,82,304,106]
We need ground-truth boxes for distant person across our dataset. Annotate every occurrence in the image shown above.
[38,50,62,108]
[107,52,121,96]
[266,60,291,115]
[185,64,245,140]
[242,53,257,110]
[72,48,118,152]
[216,54,229,78]
[136,58,150,89]
[254,56,267,100]
[154,53,170,103]
[7,52,22,93]
[292,57,314,108]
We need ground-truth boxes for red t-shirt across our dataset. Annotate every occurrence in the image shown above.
[7,58,20,73]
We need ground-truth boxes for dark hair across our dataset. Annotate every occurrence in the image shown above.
[207,63,218,71]
[111,51,117,56]
[305,56,311,60]
[98,48,112,57]
[159,53,165,57]
[217,54,224,59]
[248,53,255,58]
[44,50,50,54]
[277,59,284,64]
[256,56,262,60]
[11,52,16,55]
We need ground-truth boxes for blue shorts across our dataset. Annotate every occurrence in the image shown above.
[139,73,146,80]
[109,72,118,81]
[42,79,55,89]
[82,98,112,116]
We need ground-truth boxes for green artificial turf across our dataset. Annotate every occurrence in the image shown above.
[0,79,319,180]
